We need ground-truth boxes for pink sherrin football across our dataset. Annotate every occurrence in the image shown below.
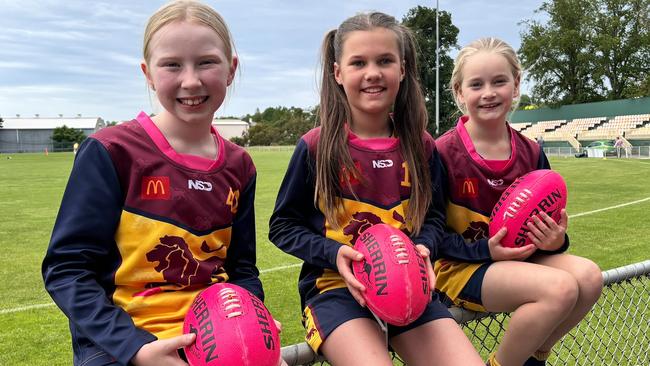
[489,169,567,248]
[352,223,430,326]
[183,283,281,366]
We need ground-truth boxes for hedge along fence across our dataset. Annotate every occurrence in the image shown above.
[280,260,650,366]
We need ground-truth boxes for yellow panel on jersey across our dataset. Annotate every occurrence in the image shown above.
[323,197,410,247]
[317,197,410,293]
[446,201,490,237]
[303,305,324,352]
[433,260,486,312]
[112,210,231,338]
[435,202,490,312]
[315,269,347,294]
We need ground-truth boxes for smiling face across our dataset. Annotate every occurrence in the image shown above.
[456,51,520,126]
[141,20,237,128]
[333,27,405,128]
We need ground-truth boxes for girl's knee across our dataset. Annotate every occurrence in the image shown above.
[574,259,603,300]
[544,271,580,311]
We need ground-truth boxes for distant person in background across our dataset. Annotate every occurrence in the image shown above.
[72,142,79,155]
[614,136,624,158]
[536,135,544,149]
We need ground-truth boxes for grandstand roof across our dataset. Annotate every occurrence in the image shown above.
[511,96,650,124]
[1,116,104,130]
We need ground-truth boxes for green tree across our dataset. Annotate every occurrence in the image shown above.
[245,123,276,146]
[0,117,3,128]
[519,0,650,106]
[518,94,534,109]
[51,125,86,150]
[519,0,602,106]
[243,106,316,145]
[590,0,650,99]
[402,6,459,136]
[229,136,246,146]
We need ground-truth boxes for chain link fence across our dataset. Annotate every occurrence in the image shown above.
[281,260,650,366]
[543,145,650,159]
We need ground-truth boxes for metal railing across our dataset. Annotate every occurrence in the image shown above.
[281,260,650,365]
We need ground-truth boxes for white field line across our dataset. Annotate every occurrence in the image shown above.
[4,196,649,315]
[260,263,302,274]
[0,303,55,315]
[568,196,650,218]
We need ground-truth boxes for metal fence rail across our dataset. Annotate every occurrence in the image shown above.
[281,260,650,366]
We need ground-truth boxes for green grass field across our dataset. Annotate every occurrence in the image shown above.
[0,151,648,365]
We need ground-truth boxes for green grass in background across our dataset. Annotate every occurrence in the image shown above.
[0,152,648,365]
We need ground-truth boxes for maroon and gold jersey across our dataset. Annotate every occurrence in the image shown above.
[438,116,545,242]
[269,127,447,306]
[433,116,554,305]
[43,112,261,365]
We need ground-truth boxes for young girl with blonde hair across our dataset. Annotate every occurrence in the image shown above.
[433,37,603,366]
[42,2,281,365]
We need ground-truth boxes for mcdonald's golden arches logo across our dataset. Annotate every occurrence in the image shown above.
[141,176,171,200]
[458,177,478,198]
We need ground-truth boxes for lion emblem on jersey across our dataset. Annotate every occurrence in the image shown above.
[343,212,383,245]
[342,210,408,245]
[462,221,489,242]
[146,235,225,287]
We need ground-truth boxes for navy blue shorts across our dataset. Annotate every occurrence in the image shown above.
[437,262,490,311]
[302,287,452,352]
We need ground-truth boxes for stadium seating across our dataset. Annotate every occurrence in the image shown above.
[510,114,650,144]
[579,114,650,140]
[519,119,566,140]
[509,122,532,132]
[625,125,650,139]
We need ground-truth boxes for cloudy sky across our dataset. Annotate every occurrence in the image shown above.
[0,0,544,122]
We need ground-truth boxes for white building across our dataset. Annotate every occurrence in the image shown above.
[0,114,105,153]
[212,118,251,140]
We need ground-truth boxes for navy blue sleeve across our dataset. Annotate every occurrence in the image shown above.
[431,157,492,262]
[411,148,448,257]
[536,148,570,254]
[42,138,156,365]
[225,173,264,301]
[268,140,343,270]
[538,149,551,170]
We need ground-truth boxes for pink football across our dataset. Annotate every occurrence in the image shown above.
[352,223,430,326]
[489,169,567,248]
[183,283,281,366]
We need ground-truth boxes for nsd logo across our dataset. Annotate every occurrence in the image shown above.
[458,178,478,198]
[141,176,170,200]
[487,178,504,187]
[188,179,212,192]
[372,159,393,169]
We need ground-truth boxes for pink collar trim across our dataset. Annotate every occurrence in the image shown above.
[136,111,225,171]
[455,115,516,173]
[345,123,398,150]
